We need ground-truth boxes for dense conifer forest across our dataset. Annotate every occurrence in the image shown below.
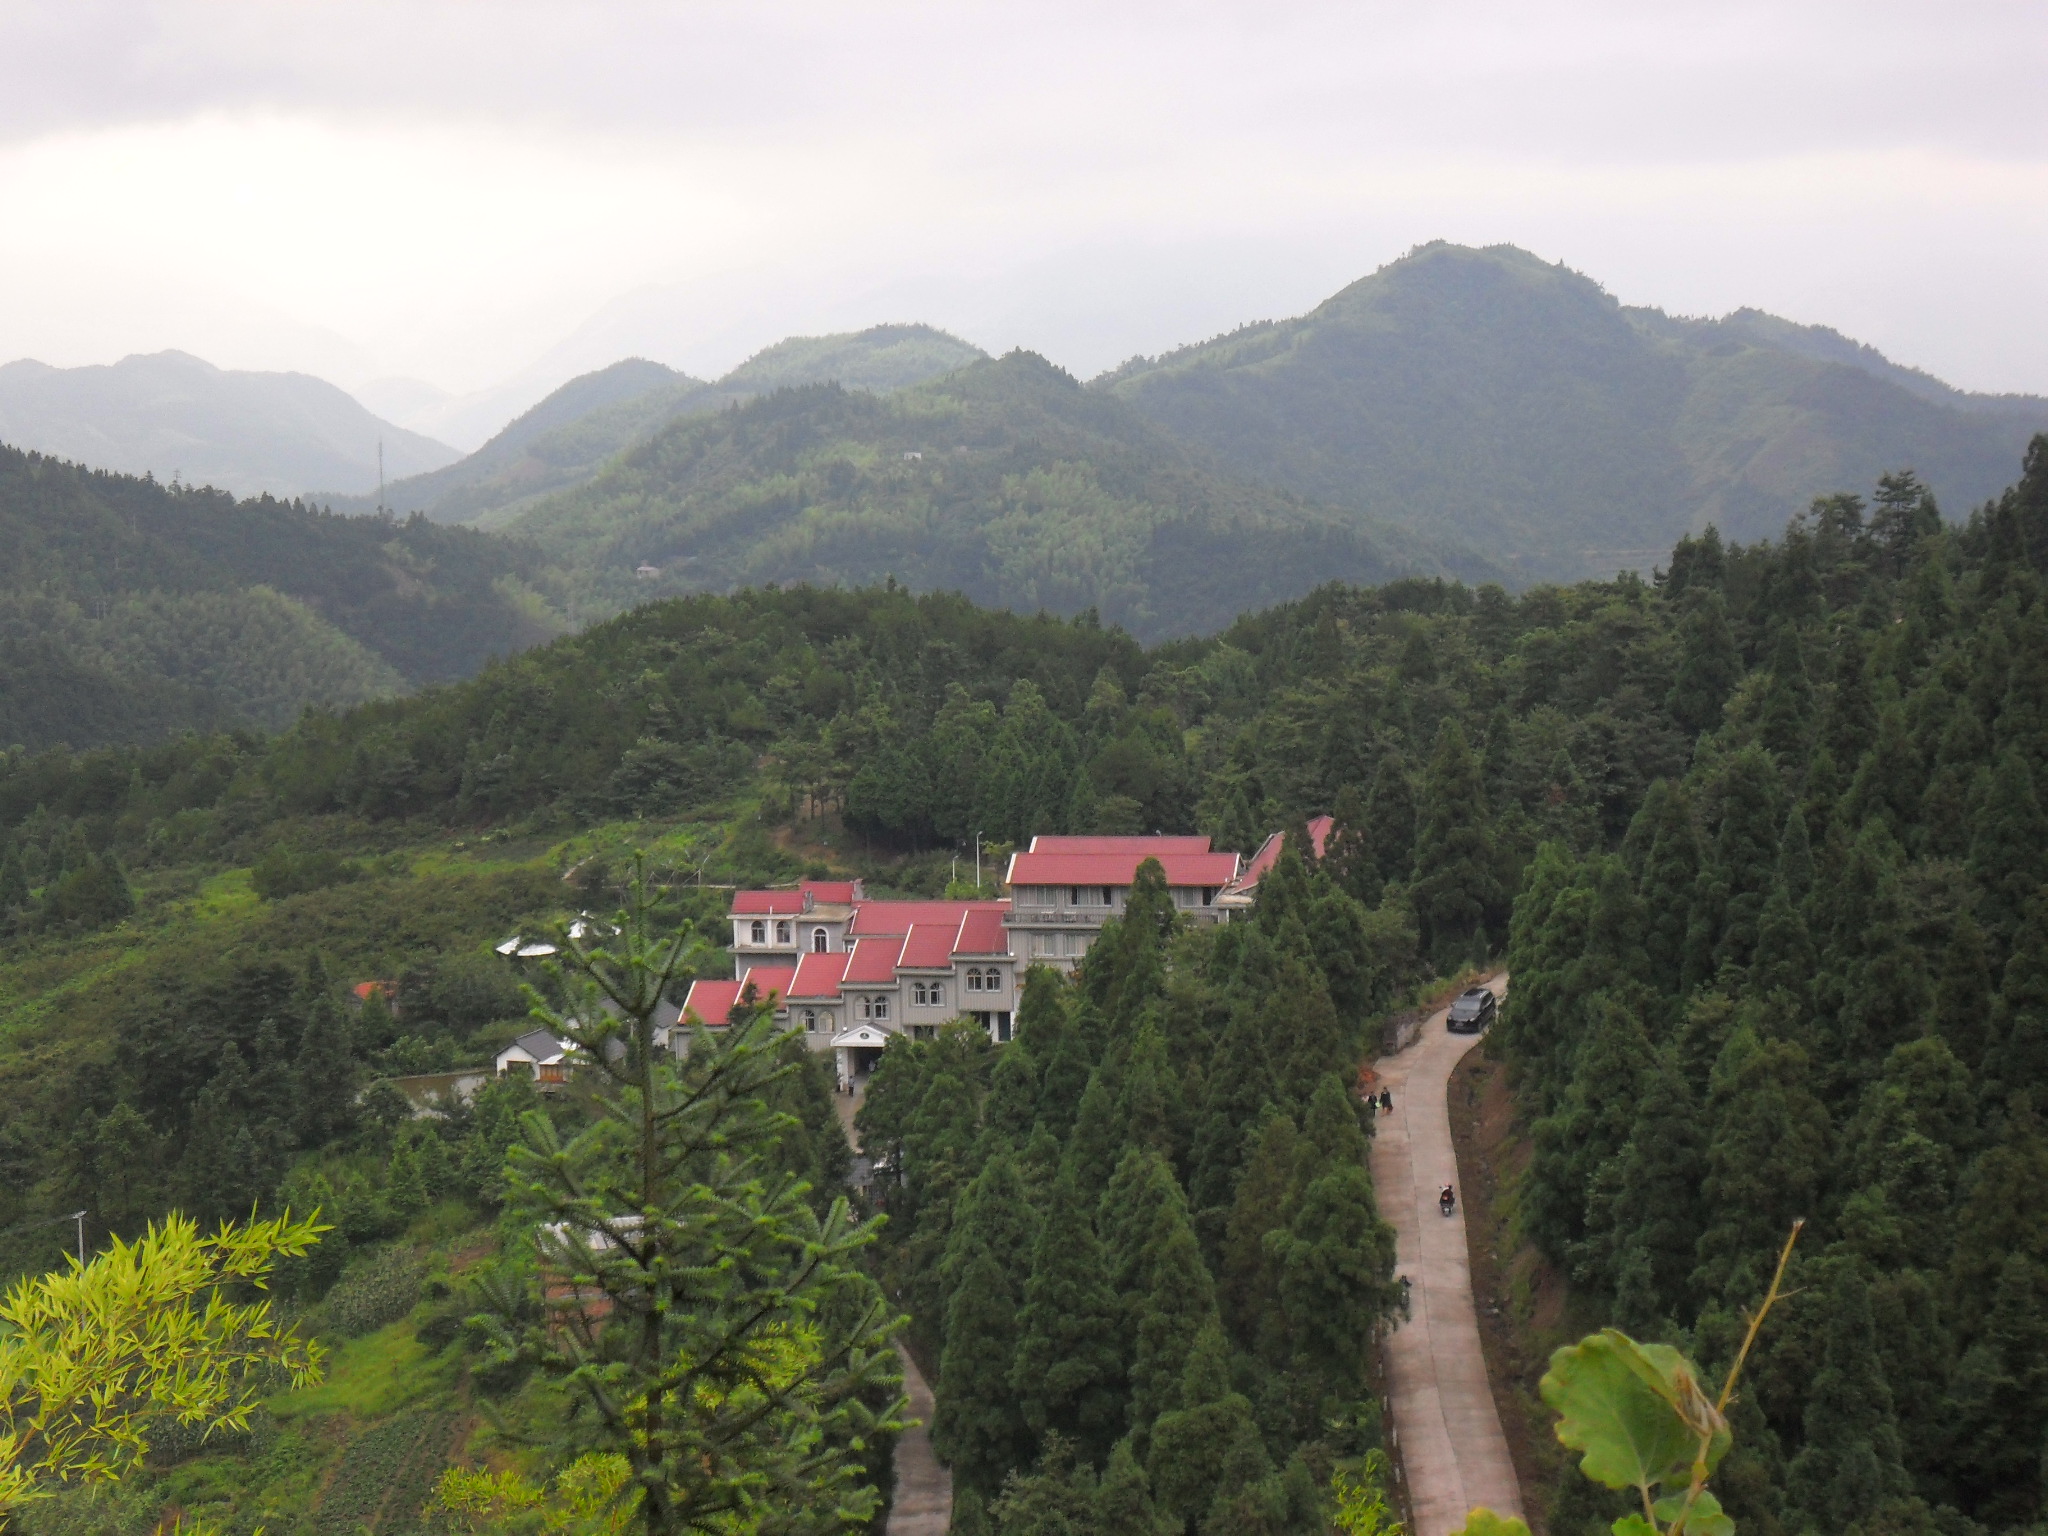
[0,435,2042,1533]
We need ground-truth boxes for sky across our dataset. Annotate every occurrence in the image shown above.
[2,0,2045,445]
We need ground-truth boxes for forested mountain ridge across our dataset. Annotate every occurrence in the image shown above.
[1100,242,2048,581]
[498,348,1489,640]
[0,438,2044,1532]
[1497,437,2048,1532]
[0,350,458,499]
[0,446,560,748]
[324,323,990,527]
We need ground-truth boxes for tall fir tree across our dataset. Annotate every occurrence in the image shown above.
[1408,719,1501,968]
[1010,1169,1125,1463]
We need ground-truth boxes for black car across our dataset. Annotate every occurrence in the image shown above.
[1446,986,1496,1033]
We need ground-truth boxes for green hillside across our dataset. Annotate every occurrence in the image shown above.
[327,358,704,523]
[1,435,2045,1531]
[1100,241,2048,580]
[499,349,1488,639]
[334,324,989,530]
[0,446,561,749]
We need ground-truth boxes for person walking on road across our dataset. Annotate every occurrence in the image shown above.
[1379,1087,1393,1115]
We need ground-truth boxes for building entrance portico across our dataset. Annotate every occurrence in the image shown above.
[830,1024,890,1088]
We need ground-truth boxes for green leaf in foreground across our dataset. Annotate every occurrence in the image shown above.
[1453,1510,1532,1536]
[1539,1329,1728,1495]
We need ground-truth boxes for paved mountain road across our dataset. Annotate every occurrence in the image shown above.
[1369,976,1522,1536]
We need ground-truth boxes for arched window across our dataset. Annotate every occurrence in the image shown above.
[749,920,766,944]
[930,982,944,1007]
[802,1008,818,1032]
[966,968,984,992]
[812,927,828,953]
[872,996,889,1020]
[859,997,873,1020]
[776,920,792,944]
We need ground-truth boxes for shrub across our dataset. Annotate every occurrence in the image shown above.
[324,1245,425,1336]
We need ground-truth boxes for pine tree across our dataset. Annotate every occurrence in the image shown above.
[385,1139,429,1219]
[1360,754,1418,895]
[1996,602,2048,779]
[1219,1111,1297,1356]
[1269,1159,1399,1394]
[1691,1029,1832,1304]
[1935,910,1996,1069]
[1841,702,1925,841]
[293,991,359,1148]
[1524,995,1655,1265]
[1972,749,2048,955]
[1787,1264,1910,1528]
[1777,803,1814,906]
[1820,628,1878,770]
[1948,1254,2048,1524]
[1144,1326,1270,1533]
[982,1045,1040,1153]
[1983,897,2048,1112]
[1408,719,1501,969]
[1757,626,1815,764]
[1127,1197,1221,1441]
[1010,1170,1125,1462]
[1703,746,1783,974]
[1063,1069,1123,1203]
[1324,784,1379,906]
[934,1242,1033,1496]
[1629,780,1701,991]
[1094,1438,1171,1536]
[1597,1050,1707,1331]
[1666,590,1741,737]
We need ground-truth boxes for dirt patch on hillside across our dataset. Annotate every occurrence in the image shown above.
[1447,1045,1589,1536]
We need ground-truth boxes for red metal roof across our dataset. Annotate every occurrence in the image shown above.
[729,880,860,916]
[738,965,796,1005]
[1027,835,1215,853]
[681,979,744,1027]
[845,899,1004,937]
[899,922,956,969]
[788,951,852,1000]
[1231,815,1335,893]
[1005,850,1242,887]
[731,891,804,916]
[843,936,907,985]
[953,906,1009,956]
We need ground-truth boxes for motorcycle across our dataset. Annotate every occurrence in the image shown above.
[1438,1185,1456,1217]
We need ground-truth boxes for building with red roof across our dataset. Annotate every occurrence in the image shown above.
[715,832,1286,1083]
[1219,815,1335,910]
[1003,833,1241,974]
[729,879,864,964]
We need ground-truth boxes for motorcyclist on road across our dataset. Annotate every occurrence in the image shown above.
[1439,1184,1456,1214]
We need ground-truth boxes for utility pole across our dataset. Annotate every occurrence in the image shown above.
[975,831,983,892]
[377,439,386,517]
[68,1210,86,1267]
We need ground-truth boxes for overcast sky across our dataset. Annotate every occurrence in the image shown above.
[3,0,2045,436]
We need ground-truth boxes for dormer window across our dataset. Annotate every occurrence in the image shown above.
[812,927,828,953]
[749,920,766,944]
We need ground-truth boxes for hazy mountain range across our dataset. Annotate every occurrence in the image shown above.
[5,240,2048,748]
[0,350,458,498]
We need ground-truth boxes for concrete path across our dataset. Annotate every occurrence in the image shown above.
[886,1343,952,1535]
[1369,976,1522,1536]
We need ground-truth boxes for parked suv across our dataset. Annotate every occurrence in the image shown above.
[1446,986,1496,1034]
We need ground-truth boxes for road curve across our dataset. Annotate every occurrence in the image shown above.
[1369,976,1522,1536]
